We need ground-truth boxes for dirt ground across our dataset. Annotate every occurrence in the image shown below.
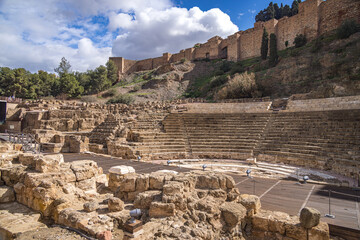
[16,226,124,240]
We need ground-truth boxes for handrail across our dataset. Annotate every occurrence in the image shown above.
[7,132,41,153]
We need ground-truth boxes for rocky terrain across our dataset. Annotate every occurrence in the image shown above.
[96,31,360,104]
[0,142,330,240]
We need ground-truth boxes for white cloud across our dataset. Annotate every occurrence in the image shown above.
[111,7,239,60]
[0,0,239,72]
[109,13,134,30]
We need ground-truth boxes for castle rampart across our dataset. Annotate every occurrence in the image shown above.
[110,0,360,76]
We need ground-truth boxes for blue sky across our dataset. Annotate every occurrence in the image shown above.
[0,0,297,73]
[175,0,296,30]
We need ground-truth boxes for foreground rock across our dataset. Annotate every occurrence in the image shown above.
[300,207,321,229]
[0,148,330,240]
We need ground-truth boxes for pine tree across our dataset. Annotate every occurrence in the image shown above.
[269,33,279,67]
[291,0,299,16]
[267,2,275,20]
[274,3,281,19]
[261,28,269,60]
[283,5,292,17]
[106,60,118,85]
[54,57,71,77]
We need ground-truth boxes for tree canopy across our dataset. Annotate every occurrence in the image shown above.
[0,58,119,99]
[255,0,302,22]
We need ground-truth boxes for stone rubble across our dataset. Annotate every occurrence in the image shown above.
[0,142,331,240]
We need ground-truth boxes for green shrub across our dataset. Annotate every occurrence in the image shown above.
[210,75,228,88]
[285,41,289,48]
[261,28,269,60]
[220,61,232,73]
[269,33,278,67]
[293,34,307,48]
[230,62,245,75]
[311,38,322,53]
[107,94,134,105]
[337,19,360,39]
[130,85,141,93]
[101,88,116,98]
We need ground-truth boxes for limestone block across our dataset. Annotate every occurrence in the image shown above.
[149,173,165,190]
[57,208,86,229]
[134,190,162,209]
[172,174,196,191]
[117,174,136,192]
[284,221,307,239]
[309,222,330,240]
[163,181,184,196]
[162,193,187,211]
[83,201,99,212]
[238,194,261,214]
[195,197,221,214]
[195,174,220,189]
[108,173,124,192]
[135,174,149,192]
[300,207,321,229]
[1,165,27,187]
[226,188,240,202]
[208,189,227,201]
[107,142,135,159]
[252,211,270,231]
[0,202,46,239]
[109,166,135,175]
[149,202,176,218]
[0,186,15,203]
[268,211,292,235]
[108,197,124,212]
[220,202,246,228]
[19,153,36,168]
[70,160,101,181]
[76,177,96,192]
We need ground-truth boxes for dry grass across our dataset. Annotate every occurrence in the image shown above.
[216,72,259,99]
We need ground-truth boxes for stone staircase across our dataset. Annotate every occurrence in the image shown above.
[255,109,360,178]
[89,114,121,145]
[132,113,187,159]
[133,112,271,160]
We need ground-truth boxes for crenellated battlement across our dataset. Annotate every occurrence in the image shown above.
[110,0,360,76]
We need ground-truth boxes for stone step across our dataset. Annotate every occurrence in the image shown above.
[0,202,47,239]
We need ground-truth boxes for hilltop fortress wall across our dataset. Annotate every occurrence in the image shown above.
[110,0,360,76]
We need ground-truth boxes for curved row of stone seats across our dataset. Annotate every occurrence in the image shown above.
[133,112,271,160]
[89,115,120,145]
[286,96,360,112]
[179,113,270,158]
[177,101,272,114]
[255,110,360,178]
[131,113,168,132]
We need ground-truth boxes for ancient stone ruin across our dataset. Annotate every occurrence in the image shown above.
[0,143,330,239]
[8,96,359,180]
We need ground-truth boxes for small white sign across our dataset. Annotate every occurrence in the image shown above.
[9,125,14,129]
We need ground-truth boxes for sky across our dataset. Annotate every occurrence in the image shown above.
[0,0,296,73]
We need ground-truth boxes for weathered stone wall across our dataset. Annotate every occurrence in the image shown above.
[152,56,166,69]
[319,0,360,35]
[112,0,360,75]
[170,51,185,62]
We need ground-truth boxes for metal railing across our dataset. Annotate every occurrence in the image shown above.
[8,132,40,153]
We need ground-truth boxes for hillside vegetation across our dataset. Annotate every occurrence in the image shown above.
[106,27,360,103]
